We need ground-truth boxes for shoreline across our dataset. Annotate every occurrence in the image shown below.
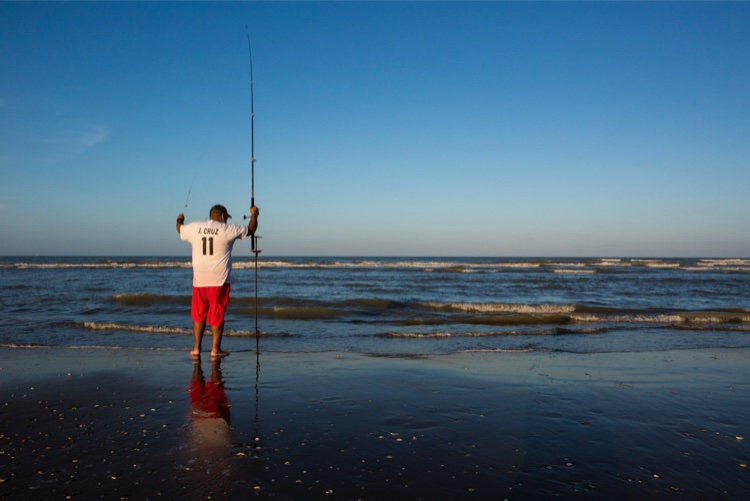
[1,347,748,499]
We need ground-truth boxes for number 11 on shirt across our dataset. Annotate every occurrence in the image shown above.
[202,237,214,255]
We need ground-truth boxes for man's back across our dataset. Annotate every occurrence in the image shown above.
[180,219,248,286]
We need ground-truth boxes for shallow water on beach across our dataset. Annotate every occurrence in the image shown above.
[1,256,749,355]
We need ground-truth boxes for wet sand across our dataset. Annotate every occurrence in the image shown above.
[1,347,748,500]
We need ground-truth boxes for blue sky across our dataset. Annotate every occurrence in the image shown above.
[1,2,748,257]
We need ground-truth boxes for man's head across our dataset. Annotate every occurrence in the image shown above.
[209,204,231,222]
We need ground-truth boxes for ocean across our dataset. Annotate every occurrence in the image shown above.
[1,256,749,356]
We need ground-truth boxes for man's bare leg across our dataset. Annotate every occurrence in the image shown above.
[191,321,206,358]
[210,324,229,358]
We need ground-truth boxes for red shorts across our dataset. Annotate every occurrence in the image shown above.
[191,284,231,327]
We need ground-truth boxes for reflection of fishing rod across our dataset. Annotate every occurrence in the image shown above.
[254,346,261,444]
[244,27,261,354]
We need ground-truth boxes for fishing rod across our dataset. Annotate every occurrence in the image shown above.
[243,27,261,353]
[183,184,193,209]
[245,28,257,231]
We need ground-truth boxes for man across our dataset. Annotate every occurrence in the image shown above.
[176,204,259,358]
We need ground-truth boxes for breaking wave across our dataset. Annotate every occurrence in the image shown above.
[81,322,287,338]
[3,257,749,273]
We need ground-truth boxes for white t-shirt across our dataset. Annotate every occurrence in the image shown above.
[180,219,249,287]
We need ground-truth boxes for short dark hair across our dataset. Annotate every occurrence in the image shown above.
[209,204,231,219]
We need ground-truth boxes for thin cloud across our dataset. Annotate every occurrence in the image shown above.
[51,124,110,153]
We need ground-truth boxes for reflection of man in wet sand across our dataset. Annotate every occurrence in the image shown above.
[183,358,263,496]
[188,358,232,455]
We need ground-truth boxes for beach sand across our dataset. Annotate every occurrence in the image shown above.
[1,347,748,500]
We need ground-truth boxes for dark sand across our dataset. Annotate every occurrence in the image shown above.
[1,348,748,500]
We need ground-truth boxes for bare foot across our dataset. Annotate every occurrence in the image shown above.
[190,349,201,358]
[210,350,229,359]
